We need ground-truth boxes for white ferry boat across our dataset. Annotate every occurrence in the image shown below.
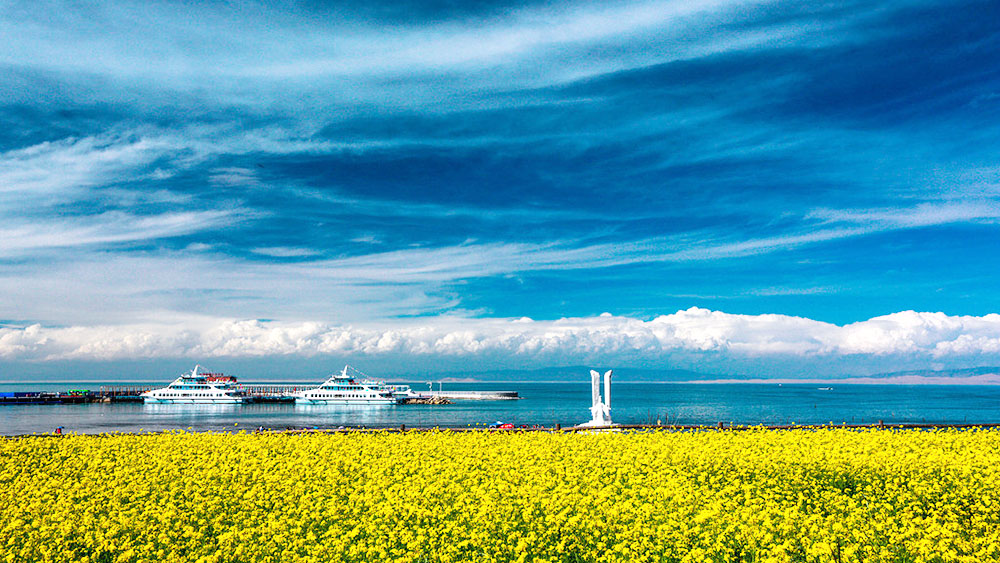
[142,365,248,404]
[292,366,401,405]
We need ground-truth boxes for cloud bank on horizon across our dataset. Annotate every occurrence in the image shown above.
[2,309,1000,377]
[1,0,999,376]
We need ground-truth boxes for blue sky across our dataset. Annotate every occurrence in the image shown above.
[1,0,999,378]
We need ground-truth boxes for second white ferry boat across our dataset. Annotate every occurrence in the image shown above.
[292,366,401,405]
[142,365,248,404]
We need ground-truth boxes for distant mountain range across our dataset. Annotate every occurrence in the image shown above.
[425,365,710,382]
[867,366,1000,379]
[424,365,1000,384]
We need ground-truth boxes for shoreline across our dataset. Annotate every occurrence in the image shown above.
[9,421,1000,439]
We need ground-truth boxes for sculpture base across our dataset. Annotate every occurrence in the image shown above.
[575,419,617,428]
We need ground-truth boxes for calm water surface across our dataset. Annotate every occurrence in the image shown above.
[2,381,999,435]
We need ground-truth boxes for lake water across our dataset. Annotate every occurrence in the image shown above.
[2,381,1000,435]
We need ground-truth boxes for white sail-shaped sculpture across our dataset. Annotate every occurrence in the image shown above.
[579,369,613,427]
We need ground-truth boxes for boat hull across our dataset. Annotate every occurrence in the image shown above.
[294,397,398,405]
[143,398,246,404]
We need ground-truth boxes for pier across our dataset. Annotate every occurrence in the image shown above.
[0,392,93,405]
[434,390,519,400]
[98,386,152,401]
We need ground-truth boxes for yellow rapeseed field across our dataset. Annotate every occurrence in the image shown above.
[2,428,999,563]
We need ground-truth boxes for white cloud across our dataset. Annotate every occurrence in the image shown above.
[251,0,768,79]
[250,247,321,258]
[0,210,243,254]
[0,202,990,326]
[209,167,261,188]
[0,0,877,108]
[2,308,1000,366]
[0,132,176,199]
[0,126,345,201]
[807,202,1000,228]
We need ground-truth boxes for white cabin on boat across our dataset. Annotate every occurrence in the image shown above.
[142,365,247,404]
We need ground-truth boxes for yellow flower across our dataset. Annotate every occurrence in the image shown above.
[2,428,1000,562]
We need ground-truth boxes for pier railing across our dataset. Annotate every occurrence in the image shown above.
[99,386,154,398]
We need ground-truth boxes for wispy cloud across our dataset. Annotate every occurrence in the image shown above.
[0,197,987,326]
[247,0,792,81]
[0,132,176,199]
[1,1,846,85]
[250,247,321,258]
[807,202,1000,228]
[0,210,243,255]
